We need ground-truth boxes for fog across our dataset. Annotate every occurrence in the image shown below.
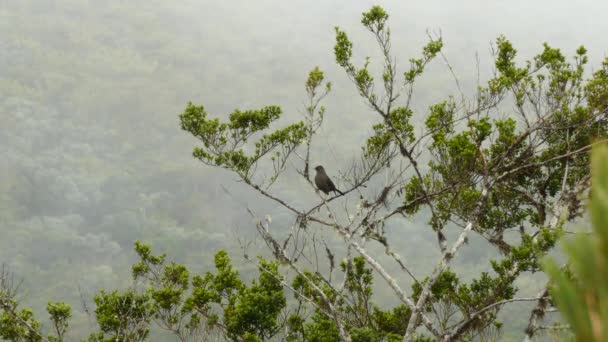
[1,0,607,339]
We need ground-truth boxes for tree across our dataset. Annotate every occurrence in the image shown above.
[1,242,439,341]
[2,5,607,342]
[179,5,608,341]
[0,265,64,342]
[544,144,608,341]
[0,243,289,342]
[130,241,287,342]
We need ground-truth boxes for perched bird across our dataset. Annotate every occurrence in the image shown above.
[314,165,344,195]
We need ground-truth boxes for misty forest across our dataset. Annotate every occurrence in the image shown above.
[2,1,608,341]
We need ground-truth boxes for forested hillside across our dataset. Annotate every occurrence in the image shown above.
[1,1,607,340]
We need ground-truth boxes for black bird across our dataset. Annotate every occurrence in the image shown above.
[314,165,344,195]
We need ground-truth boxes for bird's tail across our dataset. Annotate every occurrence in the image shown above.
[336,189,344,195]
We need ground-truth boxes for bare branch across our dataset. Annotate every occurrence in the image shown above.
[404,184,490,341]
[523,288,551,341]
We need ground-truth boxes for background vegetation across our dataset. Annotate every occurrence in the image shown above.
[2,1,607,340]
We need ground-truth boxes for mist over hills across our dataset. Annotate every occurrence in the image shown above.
[1,0,607,339]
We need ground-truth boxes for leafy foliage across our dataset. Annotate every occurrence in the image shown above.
[177,5,608,341]
[544,144,608,341]
[132,242,287,341]
[0,288,72,342]
[46,302,71,342]
[0,247,432,341]
[286,256,434,341]
[179,103,307,182]
[2,3,608,341]
[88,290,151,342]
